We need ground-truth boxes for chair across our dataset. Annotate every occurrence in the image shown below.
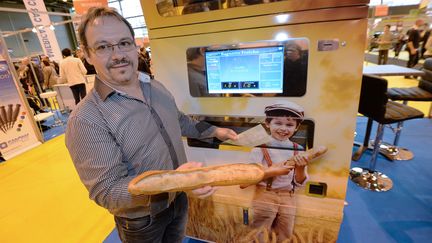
[40,91,64,126]
[33,111,54,133]
[384,59,432,160]
[350,74,424,192]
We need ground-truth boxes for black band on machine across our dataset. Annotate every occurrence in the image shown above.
[195,121,213,133]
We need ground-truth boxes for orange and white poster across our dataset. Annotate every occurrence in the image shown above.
[73,0,108,15]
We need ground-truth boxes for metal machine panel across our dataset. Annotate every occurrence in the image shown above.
[143,0,369,30]
[141,1,368,242]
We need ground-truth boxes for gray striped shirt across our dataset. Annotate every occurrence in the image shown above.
[65,72,215,218]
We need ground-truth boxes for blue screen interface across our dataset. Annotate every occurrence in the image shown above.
[205,46,284,94]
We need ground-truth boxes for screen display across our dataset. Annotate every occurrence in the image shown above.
[205,46,285,94]
[186,39,309,97]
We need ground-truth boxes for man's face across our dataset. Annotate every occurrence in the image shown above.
[84,16,138,86]
[286,47,300,61]
[76,49,84,59]
[266,116,298,142]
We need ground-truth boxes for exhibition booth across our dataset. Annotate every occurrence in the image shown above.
[139,0,368,241]
[1,1,431,242]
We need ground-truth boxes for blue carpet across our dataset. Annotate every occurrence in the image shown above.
[39,111,69,141]
[339,117,432,243]
[103,117,432,243]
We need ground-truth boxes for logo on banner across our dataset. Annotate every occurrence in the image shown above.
[0,104,27,134]
[0,133,31,152]
[0,63,8,72]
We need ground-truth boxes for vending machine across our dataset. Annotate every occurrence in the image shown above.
[141,0,369,241]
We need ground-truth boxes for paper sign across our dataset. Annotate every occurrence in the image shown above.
[223,124,271,147]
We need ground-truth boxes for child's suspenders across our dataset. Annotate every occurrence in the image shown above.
[261,143,299,190]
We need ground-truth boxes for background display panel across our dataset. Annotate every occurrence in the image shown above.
[186,39,309,97]
[205,46,285,94]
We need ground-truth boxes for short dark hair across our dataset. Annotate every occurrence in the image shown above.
[42,59,50,66]
[285,43,301,53]
[186,47,203,61]
[385,24,391,28]
[78,7,135,51]
[62,48,72,57]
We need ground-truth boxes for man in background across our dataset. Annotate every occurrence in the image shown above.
[59,48,87,104]
[377,25,393,65]
[406,19,424,70]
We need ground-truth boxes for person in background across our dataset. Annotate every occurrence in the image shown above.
[182,0,226,14]
[394,27,406,58]
[421,23,430,59]
[422,32,432,59]
[65,7,237,243]
[406,19,425,71]
[138,46,152,76]
[59,48,87,104]
[282,42,307,96]
[75,49,97,75]
[377,25,393,65]
[19,57,44,96]
[41,55,60,74]
[42,58,58,90]
[186,47,208,97]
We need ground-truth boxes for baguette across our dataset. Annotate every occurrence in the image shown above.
[128,145,328,195]
[128,163,265,195]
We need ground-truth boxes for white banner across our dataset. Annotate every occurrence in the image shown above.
[0,37,41,160]
[23,0,63,62]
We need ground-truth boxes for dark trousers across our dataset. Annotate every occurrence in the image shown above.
[394,42,403,57]
[378,50,389,65]
[407,51,419,68]
[70,83,86,105]
[114,192,188,243]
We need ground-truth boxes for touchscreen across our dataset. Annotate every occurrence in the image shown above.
[205,46,285,94]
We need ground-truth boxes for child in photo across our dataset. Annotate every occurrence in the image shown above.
[249,101,310,241]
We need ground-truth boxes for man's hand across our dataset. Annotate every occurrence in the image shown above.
[211,127,238,141]
[176,161,218,199]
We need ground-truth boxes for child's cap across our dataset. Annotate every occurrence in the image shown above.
[264,101,304,120]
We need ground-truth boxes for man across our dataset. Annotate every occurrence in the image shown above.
[377,25,393,65]
[186,47,208,97]
[19,57,44,96]
[59,48,87,104]
[75,49,97,75]
[65,7,237,243]
[282,43,307,96]
[406,19,425,70]
[421,23,430,59]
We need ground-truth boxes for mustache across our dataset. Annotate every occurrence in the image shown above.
[108,58,131,68]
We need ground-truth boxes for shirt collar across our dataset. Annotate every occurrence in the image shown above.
[94,72,151,101]
[268,136,294,147]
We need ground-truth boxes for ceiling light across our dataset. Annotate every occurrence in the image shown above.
[274,32,289,41]
[275,14,290,24]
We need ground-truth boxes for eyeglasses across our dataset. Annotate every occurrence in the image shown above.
[89,39,136,57]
